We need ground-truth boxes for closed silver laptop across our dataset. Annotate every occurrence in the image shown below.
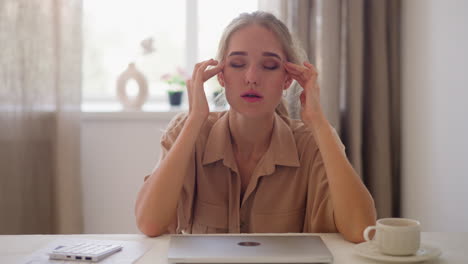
[168,234,333,263]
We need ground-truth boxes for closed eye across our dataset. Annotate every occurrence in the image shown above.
[264,65,279,70]
[230,63,245,68]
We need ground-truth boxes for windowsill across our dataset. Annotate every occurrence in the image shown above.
[81,101,190,112]
[81,101,228,121]
[81,102,187,121]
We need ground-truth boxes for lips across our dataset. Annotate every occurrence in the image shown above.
[241,91,263,103]
[241,91,263,98]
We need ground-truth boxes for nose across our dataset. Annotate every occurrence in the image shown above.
[245,64,259,85]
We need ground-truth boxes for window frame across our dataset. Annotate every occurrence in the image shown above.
[81,0,257,112]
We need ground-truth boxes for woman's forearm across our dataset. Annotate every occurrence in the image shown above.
[135,116,205,237]
[308,115,377,243]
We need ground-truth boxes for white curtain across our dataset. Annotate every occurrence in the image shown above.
[0,0,83,234]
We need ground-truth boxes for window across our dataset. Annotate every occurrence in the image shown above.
[82,0,257,111]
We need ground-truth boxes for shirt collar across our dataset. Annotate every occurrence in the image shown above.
[201,112,236,170]
[202,112,300,169]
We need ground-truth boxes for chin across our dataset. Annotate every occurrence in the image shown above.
[229,104,275,119]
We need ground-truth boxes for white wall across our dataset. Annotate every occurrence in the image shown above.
[402,0,468,231]
[81,112,178,233]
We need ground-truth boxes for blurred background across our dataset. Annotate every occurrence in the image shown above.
[1,0,467,234]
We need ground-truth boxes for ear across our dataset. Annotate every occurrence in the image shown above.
[217,71,225,87]
[284,75,293,90]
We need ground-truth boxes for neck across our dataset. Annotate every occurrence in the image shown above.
[228,110,275,159]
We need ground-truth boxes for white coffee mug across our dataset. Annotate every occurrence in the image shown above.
[363,218,421,256]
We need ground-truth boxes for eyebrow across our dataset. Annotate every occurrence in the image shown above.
[263,52,282,60]
[228,51,282,60]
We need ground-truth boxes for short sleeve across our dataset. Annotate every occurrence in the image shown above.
[303,138,338,233]
[156,112,190,170]
[147,112,197,234]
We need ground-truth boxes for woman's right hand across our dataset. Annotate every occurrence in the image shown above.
[186,59,224,122]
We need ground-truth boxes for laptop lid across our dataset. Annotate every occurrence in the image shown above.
[167,234,333,263]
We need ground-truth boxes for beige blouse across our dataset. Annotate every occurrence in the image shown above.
[150,111,345,234]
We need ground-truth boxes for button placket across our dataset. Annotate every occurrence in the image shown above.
[228,169,241,233]
[239,193,254,233]
[239,207,247,232]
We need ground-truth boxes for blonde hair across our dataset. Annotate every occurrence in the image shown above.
[215,11,306,117]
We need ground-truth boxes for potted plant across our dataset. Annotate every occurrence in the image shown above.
[161,67,189,106]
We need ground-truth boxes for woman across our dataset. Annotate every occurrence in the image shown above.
[135,11,376,243]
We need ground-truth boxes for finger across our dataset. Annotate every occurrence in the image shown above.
[284,65,303,76]
[203,61,224,81]
[284,61,306,72]
[186,79,193,112]
[293,65,317,86]
[285,71,308,87]
[191,62,203,81]
[303,61,315,69]
[285,70,304,79]
[303,62,319,78]
[191,59,212,80]
[284,64,309,80]
[195,59,217,82]
[285,73,302,85]
[284,63,302,74]
[286,61,317,79]
[283,64,305,78]
[302,62,318,76]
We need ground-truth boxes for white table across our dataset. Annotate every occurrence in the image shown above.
[0,232,465,263]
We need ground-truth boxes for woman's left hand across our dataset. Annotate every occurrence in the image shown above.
[284,61,326,131]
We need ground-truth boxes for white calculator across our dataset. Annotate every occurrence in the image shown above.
[49,242,122,262]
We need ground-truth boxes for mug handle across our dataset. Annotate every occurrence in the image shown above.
[363,226,378,242]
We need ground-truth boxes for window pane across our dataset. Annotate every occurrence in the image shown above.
[197,0,258,94]
[82,0,186,100]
